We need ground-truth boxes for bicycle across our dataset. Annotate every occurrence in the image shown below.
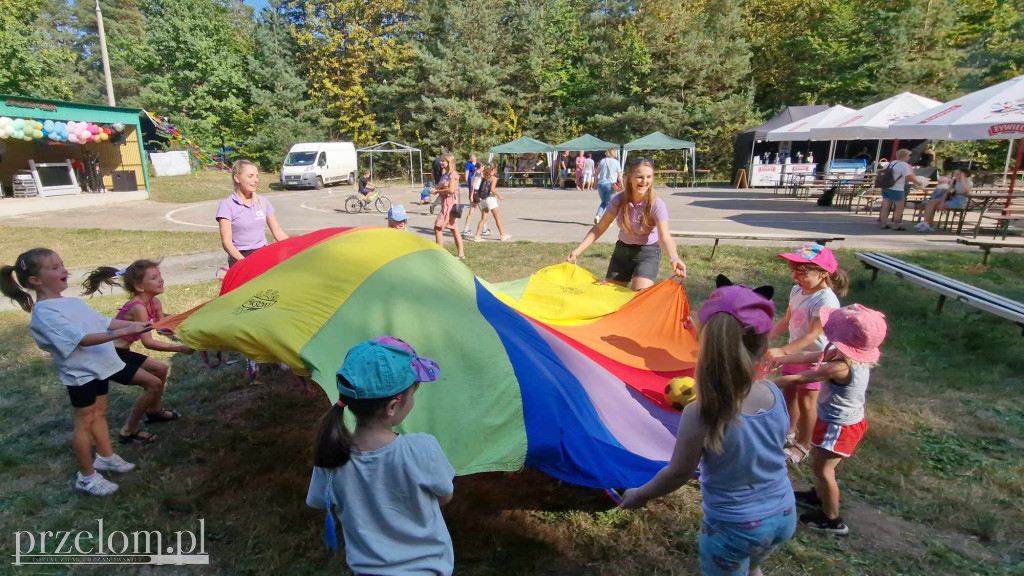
[345,189,392,214]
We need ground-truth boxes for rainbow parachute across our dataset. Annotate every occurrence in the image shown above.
[157,228,699,488]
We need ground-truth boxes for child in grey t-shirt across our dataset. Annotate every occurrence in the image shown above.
[307,337,454,576]
[772,304,888,537]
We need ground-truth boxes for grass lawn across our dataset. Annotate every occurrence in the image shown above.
[0,226,221,270]
[0,242,1020,575]
[149,170,282,203]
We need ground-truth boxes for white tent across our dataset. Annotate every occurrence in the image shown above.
[892,74,1024,198]
[766,105,856,141]
[891,75,1024,141]
[356,141,424,187]
[809,92,943,140]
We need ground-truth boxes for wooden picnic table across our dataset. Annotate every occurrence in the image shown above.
[670,231,844,259]
[503,171,551,187]
[655,169,689,187]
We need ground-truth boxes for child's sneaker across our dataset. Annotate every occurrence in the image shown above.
[500,235,513,242]
[461,227,473,236]
[482,228,492,236]
[794,487,822,509]
[93,453,136,474]
[73,472,119,497]
[799,509,849,535]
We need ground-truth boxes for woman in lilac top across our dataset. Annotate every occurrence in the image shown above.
[216,160,289,267]
[567,159,686,291]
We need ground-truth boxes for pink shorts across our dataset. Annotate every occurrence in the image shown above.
[812,418,867,457]
[781,363,821,391]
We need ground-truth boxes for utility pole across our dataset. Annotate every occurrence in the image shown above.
[96,0,116,106]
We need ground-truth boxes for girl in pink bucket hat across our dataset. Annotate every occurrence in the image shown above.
[772,304,888,536]
[769,243,849,465]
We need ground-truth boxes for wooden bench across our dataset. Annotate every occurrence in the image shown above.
[855,252,1024,333]
[671,232,844,259]
[970,194,1023,239]
[956,237,1024,265]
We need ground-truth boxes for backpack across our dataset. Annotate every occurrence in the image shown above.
[874,161,900,189]
[477,179,492,200]
[817,186,836,207]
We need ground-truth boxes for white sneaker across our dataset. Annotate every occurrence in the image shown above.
[93,453,136,474]
[913,221,927,230]
[921,224,935,233]
[483,228,492,236]
[500,235,512,242]
[594,215,600,224]
[461,227,472,236]
[73,472,119,496]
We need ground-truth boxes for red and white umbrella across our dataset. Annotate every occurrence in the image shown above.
[893,75,1024,203]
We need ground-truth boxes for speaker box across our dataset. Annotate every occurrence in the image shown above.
[111,170,138,192]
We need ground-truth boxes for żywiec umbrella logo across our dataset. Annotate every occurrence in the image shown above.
[986,100,1024,118]
[234,289,279,315]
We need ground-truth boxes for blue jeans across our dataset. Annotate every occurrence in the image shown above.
[596,182,615,217]
[699,508,796,576]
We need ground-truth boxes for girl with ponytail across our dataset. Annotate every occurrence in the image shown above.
[82,259,193,435]
[620,276,796,576]
[306,337,455,575]
[2,249,151,497]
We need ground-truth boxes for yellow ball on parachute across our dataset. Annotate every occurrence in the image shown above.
[664,377,696,411]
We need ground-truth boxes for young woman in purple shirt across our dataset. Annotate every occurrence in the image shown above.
[567,159,686,291]
[216,160,289,267]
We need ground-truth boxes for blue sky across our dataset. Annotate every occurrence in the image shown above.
[243,0,269,12]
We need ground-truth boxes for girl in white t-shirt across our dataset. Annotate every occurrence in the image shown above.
[768,244,848,464]
[1,248,152,497]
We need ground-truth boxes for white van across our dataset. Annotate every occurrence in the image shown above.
[280,142,357,189]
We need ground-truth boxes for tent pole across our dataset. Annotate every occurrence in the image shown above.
[1004,140,1014,185]
[747,139,756,178]
[891,138,900,159]
[369,153,373,183]
[692,147,696,187]
[1006,138,1021,209]
[874,139,882,169]
[826,140,836,175]
[419,151,423,187]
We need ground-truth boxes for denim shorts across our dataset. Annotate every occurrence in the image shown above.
[881,188,906,202]
[699,507,796,576]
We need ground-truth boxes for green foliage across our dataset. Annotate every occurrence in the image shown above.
[235,0,326,170]
[0,0,1020,174]
[0,0,81,99]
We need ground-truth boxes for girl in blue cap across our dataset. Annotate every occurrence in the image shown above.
[306,336,454,576]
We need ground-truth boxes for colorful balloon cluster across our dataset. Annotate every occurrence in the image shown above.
[0,117,125,143]
[146,111,229,171]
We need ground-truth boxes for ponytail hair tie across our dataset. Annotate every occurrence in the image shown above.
[18,259,27,270]
[335,398,346,408]
[114,268,126,277]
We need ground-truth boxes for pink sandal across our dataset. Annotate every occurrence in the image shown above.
[786,443,810,464]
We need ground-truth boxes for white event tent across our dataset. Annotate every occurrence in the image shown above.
[892,74,1024,198]
[766,105,856,141]
[810,92,943,170]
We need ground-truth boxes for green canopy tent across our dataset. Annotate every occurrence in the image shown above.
[488,136,555,186]
[552,134,620,186]
[622,131,697,186]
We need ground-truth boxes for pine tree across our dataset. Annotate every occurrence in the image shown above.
[236,0,326,169]
[71,0,149,107]
[0,0,82,99]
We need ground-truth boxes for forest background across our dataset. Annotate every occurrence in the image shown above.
[2,0,1022,176]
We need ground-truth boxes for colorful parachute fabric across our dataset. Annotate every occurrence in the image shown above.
[156,228,699,489]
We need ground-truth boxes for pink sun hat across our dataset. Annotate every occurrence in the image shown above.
[778,243,839,274]
[820,304,887,363]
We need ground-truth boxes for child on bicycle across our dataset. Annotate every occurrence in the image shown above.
[358,171,376,205]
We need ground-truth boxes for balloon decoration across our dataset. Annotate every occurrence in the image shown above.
[0,116,124,144]
[145,110,229,171]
